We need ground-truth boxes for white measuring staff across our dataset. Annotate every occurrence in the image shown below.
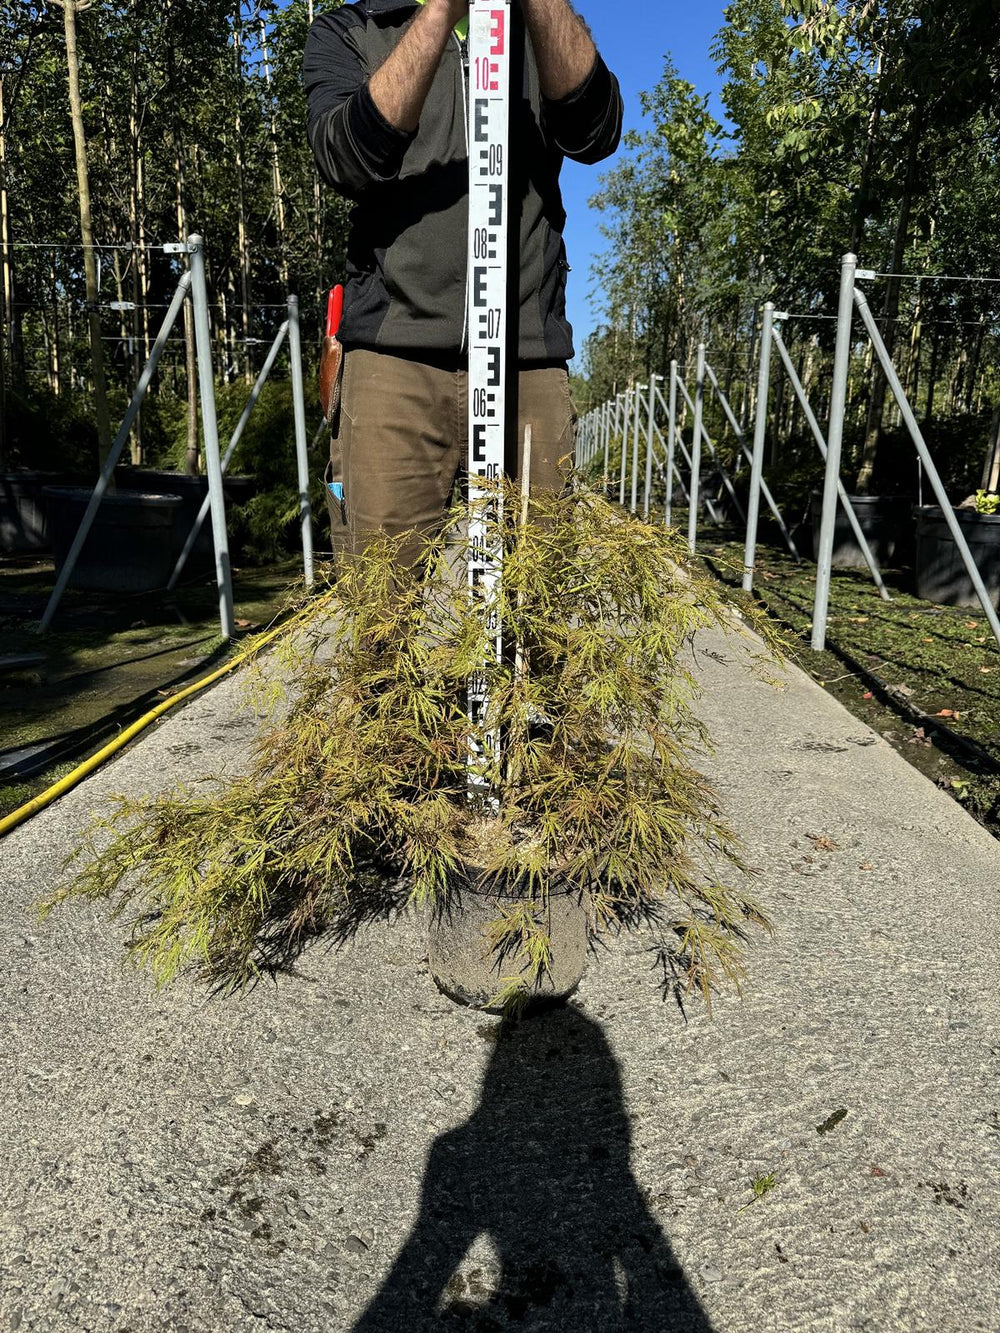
[466,0,511,797]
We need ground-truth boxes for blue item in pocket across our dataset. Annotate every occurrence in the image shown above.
[328,482,344,502]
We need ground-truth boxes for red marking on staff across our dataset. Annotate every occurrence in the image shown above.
[490,10,506,55]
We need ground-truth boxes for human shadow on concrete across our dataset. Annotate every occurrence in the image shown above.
[352,1004,714,1332]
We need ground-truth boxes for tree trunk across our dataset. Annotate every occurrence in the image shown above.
[0,75,10,465]
[234,19,252,383]
[983,407,1000,495]
[62,0,113,473]
[965,318,985,415]
[259,20,290,292]
[175,153,200,476]
[855,102,924,493]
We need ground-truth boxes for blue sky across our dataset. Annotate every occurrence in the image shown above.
[561,1,730,364]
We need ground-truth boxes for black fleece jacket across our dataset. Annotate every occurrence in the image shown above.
[303,0,622,362]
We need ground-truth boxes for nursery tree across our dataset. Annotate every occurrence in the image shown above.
[46,487,781,1010]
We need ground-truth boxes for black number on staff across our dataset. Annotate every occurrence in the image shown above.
[473,228,489,259]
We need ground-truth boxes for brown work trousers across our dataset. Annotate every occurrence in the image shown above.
[324,349,577,568]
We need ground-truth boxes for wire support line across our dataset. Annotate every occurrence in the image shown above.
[7,241,181,252]
[869,271,1000,284]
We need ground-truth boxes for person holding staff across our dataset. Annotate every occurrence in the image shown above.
[304,0,622,565]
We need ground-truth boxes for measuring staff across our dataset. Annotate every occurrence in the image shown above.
[302,0,623,571]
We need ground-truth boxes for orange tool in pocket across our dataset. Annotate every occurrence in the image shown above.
[319,284,345,424]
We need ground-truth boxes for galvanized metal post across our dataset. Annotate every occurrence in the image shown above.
[618,389,630,507]
[39,271,193,632]
[188,235,235,641]
[688,344,705,553]
[665,361,677,527]
[704,358,798,557]
[168,319,289,591]
[657,381,721,524]
[287,296,314,589]
[602,399,610,490]
[743,302,774,592]
[643,376,657,520]
[855,286,1000,651]
[630,384,643,514]
[813,252,856,652]
[771,324,891,603]
[675,374,746,524]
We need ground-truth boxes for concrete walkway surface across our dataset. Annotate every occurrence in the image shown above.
[1,629,998,1332]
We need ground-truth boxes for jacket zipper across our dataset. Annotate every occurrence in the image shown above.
[457,30,470,357]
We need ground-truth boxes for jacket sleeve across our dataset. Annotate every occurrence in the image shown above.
[303,9,417,200]
[543,54,623,165]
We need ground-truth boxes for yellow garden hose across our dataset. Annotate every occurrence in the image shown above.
[0,621,289,840]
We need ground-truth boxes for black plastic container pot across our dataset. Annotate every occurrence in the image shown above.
[810,492,912,570]
[0,471,70,554]
[117,469,256,564]
[915,506,1000,609]
[43,487,182,592]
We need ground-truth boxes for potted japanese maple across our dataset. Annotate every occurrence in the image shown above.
[45,485,776,1012]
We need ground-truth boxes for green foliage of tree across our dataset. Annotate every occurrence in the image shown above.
[1,0,350,469]
[585,0,1000,502]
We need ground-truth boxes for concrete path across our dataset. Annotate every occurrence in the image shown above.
[1,630,998,1333]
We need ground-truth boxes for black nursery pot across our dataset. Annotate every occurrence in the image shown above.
[810,491,912,570]
[0,471,70,554]
[43,487,182,593]
[915,506,1000,609]
[117,469,257,564]
[428,871,589,1012]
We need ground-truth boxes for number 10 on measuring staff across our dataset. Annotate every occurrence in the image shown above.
[466,0,511,795]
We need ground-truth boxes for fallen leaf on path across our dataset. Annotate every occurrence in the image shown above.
[863,691,874,700]
[935,709,961,720]
[859,862,874,871]
[807,833,838,852]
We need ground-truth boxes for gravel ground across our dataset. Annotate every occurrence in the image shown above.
[1,629,998,1333]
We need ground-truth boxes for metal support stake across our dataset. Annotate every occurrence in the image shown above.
[630,384,644,514]
[688,344,705,553]
[168,319,289,591]
[643,376,657,520]
[813,253,856,652]
[651,421,693,507]
[287,296,314,589]
[704,358,799,557]
[665,361,677,527]
[772,325,890,602]
[674,375,746,524]
[656,382,722,524]
[602,399,610,491]
[743,302,774,591]
[189,235,235,640]
[855,286,1000,651]
[39,271,193,632]
[619,389,630,507]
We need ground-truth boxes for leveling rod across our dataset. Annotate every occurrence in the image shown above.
[466,0,511,797]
